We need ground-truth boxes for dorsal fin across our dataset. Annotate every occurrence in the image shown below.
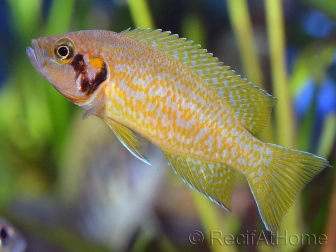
[121,28,277,134]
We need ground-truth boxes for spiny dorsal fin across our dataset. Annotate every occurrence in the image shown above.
[163,152,236,211]
[121,28,277,134]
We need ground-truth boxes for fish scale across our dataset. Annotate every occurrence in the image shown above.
[106,45,235,154]
[108,38,253,172]
[26,28,331,232]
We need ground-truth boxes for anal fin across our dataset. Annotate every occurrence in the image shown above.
[164,153,236,211]
[103,117,151,166]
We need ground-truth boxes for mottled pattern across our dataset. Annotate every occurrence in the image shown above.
[26,29,331,233]
[121,28,277,134]
[247,144,328,231]
[102,31,261,172]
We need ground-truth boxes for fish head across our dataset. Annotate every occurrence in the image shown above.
[0,218,26,252]
[26,32,108,107]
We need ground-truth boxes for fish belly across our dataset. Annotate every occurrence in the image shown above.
[104,67,261,175]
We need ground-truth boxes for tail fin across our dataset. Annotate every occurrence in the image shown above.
[246,143,331,233]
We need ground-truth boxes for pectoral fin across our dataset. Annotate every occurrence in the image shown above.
[164,153,236,211]
[104,117,151,166]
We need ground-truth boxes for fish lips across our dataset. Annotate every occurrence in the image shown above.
[26,39,44,74]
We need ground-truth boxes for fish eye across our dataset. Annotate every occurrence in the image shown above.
[54,38,74,62]
[0,225,14,246]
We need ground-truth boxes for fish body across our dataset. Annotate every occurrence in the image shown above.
[104,37,253,164]
[26,29,331,232]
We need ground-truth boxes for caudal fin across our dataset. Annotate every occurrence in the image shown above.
[246,143,331,233]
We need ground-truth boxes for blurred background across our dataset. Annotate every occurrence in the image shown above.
[0,0,335,251]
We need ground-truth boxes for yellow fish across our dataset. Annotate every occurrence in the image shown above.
[26,28,331,232]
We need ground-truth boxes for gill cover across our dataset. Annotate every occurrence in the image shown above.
[26,33,108,113]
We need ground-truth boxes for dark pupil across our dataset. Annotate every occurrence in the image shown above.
[58,46,69,57]
[0,227,11,246]
[0,227,8,239]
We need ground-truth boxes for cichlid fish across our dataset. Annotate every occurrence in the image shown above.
[26,28,331,232]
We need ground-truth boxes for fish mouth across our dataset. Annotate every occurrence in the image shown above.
[26,39,43,70]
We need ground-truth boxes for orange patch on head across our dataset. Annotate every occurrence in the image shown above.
[90,56,104,69]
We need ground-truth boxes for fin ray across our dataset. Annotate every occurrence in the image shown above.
[103,117,151,166]
[246,143,330,232]
[164,153,236,211]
